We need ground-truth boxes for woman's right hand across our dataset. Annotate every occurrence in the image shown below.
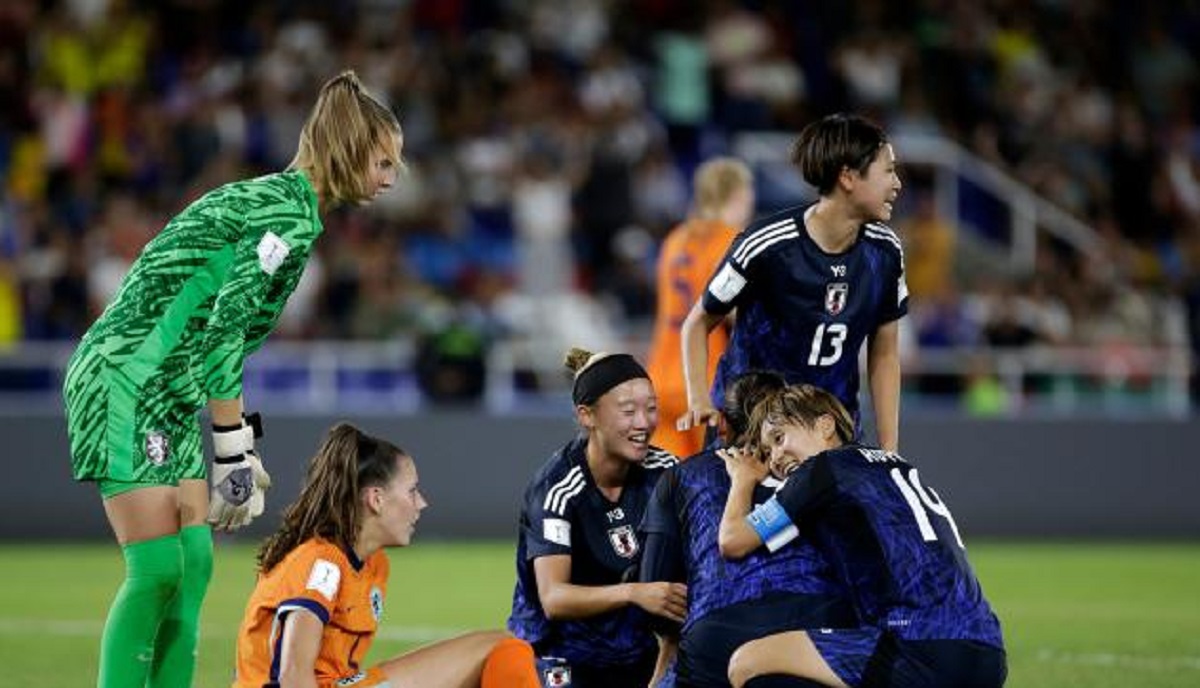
[676,403,719,432]
[630,582,688,623]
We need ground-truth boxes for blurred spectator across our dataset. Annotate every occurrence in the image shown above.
[0,0,1193,412]
[898,188,955,300]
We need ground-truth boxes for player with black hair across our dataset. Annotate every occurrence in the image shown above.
[719,385,1005,688]
[679,113,907,453]
[639,371,857,687]
[508,347,684,687]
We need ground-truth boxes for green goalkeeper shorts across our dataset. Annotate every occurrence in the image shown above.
[64,346,205,498]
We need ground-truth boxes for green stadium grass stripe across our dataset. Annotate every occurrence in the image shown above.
[0,617,465,644]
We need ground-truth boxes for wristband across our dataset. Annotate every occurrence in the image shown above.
[212,424,254,460]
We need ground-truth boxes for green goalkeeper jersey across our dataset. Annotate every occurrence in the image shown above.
[76,169,323,408]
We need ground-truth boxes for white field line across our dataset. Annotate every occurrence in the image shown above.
[1035,649,1200,672]
[0,618,464,644]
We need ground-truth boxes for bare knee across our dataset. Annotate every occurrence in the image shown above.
[728,644,758,688]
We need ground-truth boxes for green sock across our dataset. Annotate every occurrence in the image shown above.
[148,524,213,688]
[98,534,183,688]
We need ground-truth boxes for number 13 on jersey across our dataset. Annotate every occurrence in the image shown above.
[808,323,848,366]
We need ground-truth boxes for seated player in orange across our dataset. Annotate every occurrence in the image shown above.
[233,423,538,687]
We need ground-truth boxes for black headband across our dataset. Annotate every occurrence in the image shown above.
[571,353,649,406]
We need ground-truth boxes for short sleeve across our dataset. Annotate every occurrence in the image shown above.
[701,246,750,316]
[878,256,908,325]
[866,223,909,326]
[274,542,351,625]
[522,466,583,560]
[702,216,801,315]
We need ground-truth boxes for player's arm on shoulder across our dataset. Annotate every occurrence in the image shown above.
[732,459,834,558]
[717,446,769,558]
[276,606,323,688]
[717,487,765,560]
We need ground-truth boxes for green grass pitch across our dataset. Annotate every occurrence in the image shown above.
[0,540,1197,687]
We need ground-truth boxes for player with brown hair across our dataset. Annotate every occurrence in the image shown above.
[234,423,539,687]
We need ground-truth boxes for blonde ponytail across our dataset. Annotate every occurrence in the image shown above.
[289,70,402,207]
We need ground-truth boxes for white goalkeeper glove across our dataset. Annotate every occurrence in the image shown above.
[208,413,271,531]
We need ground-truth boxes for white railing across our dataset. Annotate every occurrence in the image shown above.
[733,130,1106,274]
[0,340,1189,417]
[907,345,1192,418]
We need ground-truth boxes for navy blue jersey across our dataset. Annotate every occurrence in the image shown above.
[748,446,1003,648]
[702,204,908,427]
[508,437,677,667]
[640,450,847,635]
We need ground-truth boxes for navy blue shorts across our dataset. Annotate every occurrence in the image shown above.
[676,593,858,688]
[810,630,1007,688]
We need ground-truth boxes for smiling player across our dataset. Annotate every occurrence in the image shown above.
[508,348,684,687]
[679,113,908,453]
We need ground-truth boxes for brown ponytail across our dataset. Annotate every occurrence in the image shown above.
[256,422,408,572]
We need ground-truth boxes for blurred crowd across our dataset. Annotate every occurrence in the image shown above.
[0,0,1197,406]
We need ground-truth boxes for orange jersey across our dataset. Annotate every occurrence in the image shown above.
[646,218,737,458]
[234,538,390,688]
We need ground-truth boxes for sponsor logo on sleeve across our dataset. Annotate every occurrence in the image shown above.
[306,559,341,601]
[708,263,747,303]
[257,231,290,275]
[543,518,571,547]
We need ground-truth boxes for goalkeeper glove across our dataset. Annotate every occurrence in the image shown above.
[208,413,271,531]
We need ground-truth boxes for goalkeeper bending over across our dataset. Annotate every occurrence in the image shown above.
[63,70,402,688]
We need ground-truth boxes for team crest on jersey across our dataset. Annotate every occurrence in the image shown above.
[543,664,572,686]
[145,431,170,466]
[825,282,849,316]
[607,525,639,558]
[369,586,384,621]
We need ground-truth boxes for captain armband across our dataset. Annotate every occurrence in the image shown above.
[747,496,799,552]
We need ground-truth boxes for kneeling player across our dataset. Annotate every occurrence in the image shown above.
[639,371,857,687]
[233,423,538,687]
[718,385,1006,688]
